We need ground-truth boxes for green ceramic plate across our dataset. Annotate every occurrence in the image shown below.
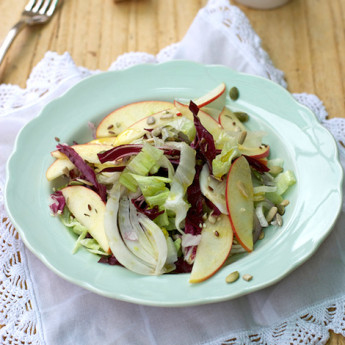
[5,61,343,306]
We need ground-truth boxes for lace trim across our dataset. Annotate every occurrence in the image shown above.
[1,2,345,344]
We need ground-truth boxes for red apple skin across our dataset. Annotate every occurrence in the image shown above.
[225,156,254,252]
[96,101,174,138]
[238,144,270,160]
[195,82,226,108]
[174,100,223,138]
[189,214,233,283]
[218,107,246,132]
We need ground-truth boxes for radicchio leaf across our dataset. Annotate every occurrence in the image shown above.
[97,144,143,163]
[205,198,222,216]
[98,254,122,266]
[189,101,217,171]
[49,190,66,215]
[57,144,107,202]
[131,194,164,220]
[243,155,270,173]
[184,164,203,236]
[98,144,181,164]
[172,256,193,273]
[98,166,126,173]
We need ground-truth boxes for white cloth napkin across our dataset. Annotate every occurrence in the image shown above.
[1,1,345,344]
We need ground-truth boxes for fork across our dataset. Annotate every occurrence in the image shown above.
[0,0,59,66]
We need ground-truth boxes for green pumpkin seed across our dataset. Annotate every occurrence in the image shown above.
[234,111,249,122]
[226,271,240,284]
[229,87,239,101]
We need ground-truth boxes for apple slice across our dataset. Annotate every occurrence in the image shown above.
[238,144,270,159]
[96,101,174,138]
[175,83,226,119]
[174,101,223,139]
[218,107,246,132]
[51,144,113,164]
[189,214,233,283]
[226,156,254,252]
[61,185,110,253]
[194,82,226,108]
[109,108,181,146]
[46,158,75,181]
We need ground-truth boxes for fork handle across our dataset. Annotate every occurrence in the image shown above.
[0,20,26,66]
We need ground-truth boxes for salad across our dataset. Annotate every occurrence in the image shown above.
[47,82,296,283]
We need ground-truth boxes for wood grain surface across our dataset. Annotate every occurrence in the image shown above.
[0,0,344,344]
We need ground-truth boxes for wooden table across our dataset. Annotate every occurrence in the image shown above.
[0,0,344,344]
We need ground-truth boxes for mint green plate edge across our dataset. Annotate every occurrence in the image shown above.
[5,61,343,307]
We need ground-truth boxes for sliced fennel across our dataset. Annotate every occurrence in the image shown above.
[199,164,228,214]
[104,183,157,275]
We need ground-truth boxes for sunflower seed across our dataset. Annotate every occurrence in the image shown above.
[238,130,247,145]
[276,204,285,215]
[266,206,278,223]
[242,274,253,282]
[160,113,174,120]
[237,180,249,198]
[280,199,290,207]
[276,213,283,226]
[146,116,156,125]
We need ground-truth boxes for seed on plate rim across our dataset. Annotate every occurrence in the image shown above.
[234,111,249,122]
[229,86,239,101]
[242,273,253,282]
[226,271,240,284]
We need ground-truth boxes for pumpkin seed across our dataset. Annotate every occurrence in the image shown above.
[229,87,239,100]
[226,271,240,284]
[234,111,249,122]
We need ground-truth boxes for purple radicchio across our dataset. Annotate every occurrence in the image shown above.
[49,190,66,215]
[57,144,107,202]
[189,101,217,172]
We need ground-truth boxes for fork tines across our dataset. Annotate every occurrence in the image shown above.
[25,0,58,16]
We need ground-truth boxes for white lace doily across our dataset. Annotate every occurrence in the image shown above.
[1,1,345,345]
